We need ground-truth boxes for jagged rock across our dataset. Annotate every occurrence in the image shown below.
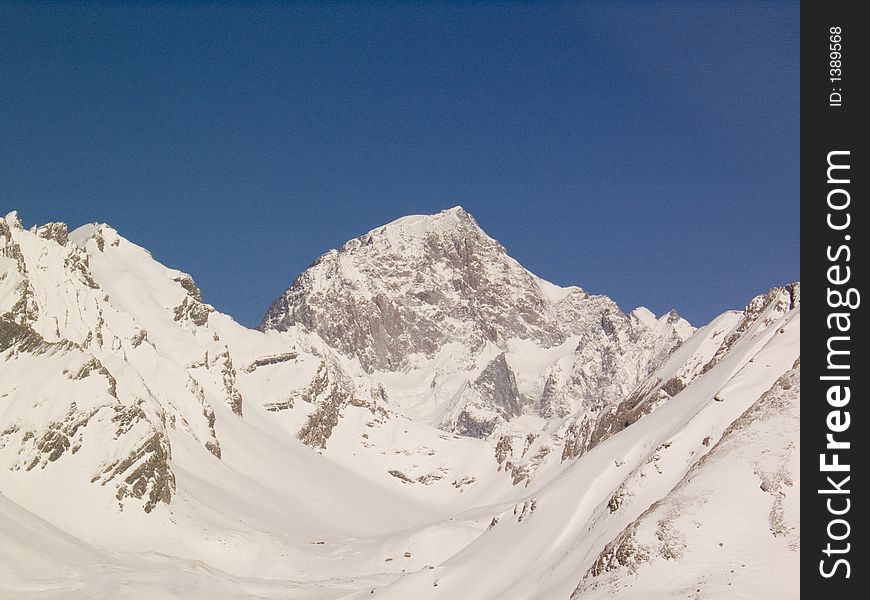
[494,435,513,467]
[263,399,294,412]
[64,252,100,289]
[292,361,388,449]
[130,329,148,348]
[1,315,75,355]
[295,362,351,449]
[452,476,476,489]
[661,376,685,396]
[243,351,298,373]
[451,354,525,438]
[173,274,203,302]
[516,498,538,522]
[454,408,498,439]
[387,469,415,484]
[214,350,243,416]
[104,431,175,513]
[472,353,523,419]
[0,315,44,352]
[65,356,118,398]
[173,295,212,326]
[584,526,650,579]
[185,376,222,458]
[560,417,595,462]
[20,403,101,471]
[36,222,69,246]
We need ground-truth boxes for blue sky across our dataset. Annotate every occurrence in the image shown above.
[1,1,799,327]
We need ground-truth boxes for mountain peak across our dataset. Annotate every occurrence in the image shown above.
[259,206,567,370]
[361,205,482,247]
[3,210,23,230]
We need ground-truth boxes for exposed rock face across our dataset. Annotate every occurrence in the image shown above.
[216,350,244,416]
[474,354,523,418]
[492,432,552,487]
[296,363,352,449]
[172,274,213,326]
[537,299,690,422]
[0,316,50,354]
[99,404,176,514]
[1,217,39,325]
[260,207,565,372]
[294,361,388,449]
[36,222,69,246]
[21,403,101,471]
[451,353,524,438]
[66,356,118,398]
[243,351,298,373]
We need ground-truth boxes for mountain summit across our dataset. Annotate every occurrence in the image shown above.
[260,206,566,371]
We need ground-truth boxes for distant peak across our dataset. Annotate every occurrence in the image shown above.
[630,306,658,329]
[68,222,121,251]
[661,308,690,329]
[3,211,23,230]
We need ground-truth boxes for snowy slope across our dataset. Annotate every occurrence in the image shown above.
[0,209,799,599]
[575,361,800,600]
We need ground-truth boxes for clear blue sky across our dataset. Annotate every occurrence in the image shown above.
[1,1,799,327]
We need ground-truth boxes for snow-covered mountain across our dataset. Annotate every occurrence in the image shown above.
[260,207,692,440]
[0,209,799,599]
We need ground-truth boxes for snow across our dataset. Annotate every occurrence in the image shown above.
[67,222,105,246]
[0,210,800,600]
[576,363,800,600]
[533,275,581,304]
[629,306,658,329]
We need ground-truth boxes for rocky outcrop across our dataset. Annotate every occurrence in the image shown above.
[451,353,525,438]
[91,403,176,513]
[474,354,523,418]
[19,403,102,471]
[293,361,389,449]
[243,351,298,373]
[36,222,69,246]
[294,362,353,449]
[65,356,118,398]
